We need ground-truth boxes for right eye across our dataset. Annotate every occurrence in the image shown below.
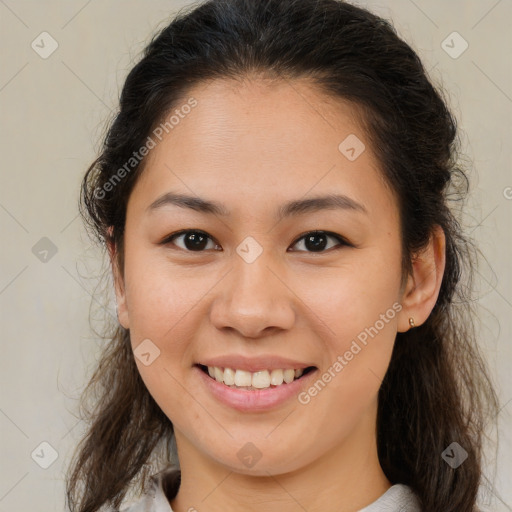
[161,230,221,252]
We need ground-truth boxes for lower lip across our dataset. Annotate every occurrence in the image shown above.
[194,365,318,412]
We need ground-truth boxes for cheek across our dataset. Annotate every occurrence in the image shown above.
[308,249,402,341]
[302,247,402,400]
[299,279,399,442]
[123,242,195,329]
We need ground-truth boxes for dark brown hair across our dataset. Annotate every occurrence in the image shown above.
[67,1,499,511]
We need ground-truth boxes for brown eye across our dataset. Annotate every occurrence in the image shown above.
[162,229,350,253]
[163,230,220,252]
[289,231,350,253]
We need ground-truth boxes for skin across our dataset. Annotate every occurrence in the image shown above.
[110,77,446,512]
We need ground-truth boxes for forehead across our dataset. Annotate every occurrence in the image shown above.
[129,77,397,222]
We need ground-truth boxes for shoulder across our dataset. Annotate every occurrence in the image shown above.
[117,466,181,512]
[358,484,422,512]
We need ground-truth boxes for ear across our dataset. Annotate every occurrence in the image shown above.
[397,225,446,332]
[107,227,130,330]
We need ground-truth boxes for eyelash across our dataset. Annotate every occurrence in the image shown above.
[160,229,352,253]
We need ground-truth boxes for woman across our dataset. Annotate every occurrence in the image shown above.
[66,1,499,511]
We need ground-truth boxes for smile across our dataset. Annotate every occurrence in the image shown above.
[199,364,316,390]
[195,363,318,412]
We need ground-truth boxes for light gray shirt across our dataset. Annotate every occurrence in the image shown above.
[119,467,421,512]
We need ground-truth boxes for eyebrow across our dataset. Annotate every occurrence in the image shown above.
[146,191,368,220]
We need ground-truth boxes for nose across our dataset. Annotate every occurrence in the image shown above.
[209,253,296,339]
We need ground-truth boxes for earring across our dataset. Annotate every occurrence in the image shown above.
[409,317,415,328]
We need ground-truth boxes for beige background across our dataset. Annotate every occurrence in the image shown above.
[0,0,510,510]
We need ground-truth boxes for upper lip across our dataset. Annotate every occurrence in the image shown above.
[197,355,315,373]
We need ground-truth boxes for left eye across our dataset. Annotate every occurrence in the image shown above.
[161,230,350,253]
[289,231,350,252]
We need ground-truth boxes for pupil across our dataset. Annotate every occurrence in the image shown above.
[185,232,208,251]
[305,233,327,251]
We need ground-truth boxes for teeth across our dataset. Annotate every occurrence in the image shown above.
[283,369,295,383]
[252,370,270,389]
[204,365,309,389]
[223,367,235,386]
[214,367,224,383]
[270,369,284,386]
[234,369,252,387]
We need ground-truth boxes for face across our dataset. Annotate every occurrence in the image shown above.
[113,77,408,476]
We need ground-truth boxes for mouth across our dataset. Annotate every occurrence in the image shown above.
[196,364,317,391]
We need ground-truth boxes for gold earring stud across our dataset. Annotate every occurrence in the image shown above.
[409,317,415,328]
